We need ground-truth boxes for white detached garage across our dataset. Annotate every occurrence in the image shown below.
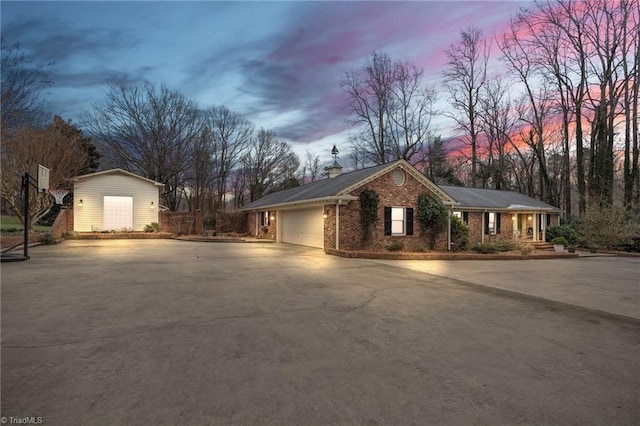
[73,169,164,232]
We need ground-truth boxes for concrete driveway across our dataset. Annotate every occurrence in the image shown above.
[2,240,639,425]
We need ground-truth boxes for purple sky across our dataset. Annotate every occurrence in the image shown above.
[1,1,530,161]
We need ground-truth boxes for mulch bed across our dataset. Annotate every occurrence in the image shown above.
[325,248,579,260]
[72,232,173,240]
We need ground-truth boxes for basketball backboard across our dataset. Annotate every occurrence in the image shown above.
[38,165,50,192]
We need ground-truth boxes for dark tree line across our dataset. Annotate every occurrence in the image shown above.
[81,82,302,219]
[343,0,639,218]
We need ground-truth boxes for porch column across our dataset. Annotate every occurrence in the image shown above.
[532,214,538,242]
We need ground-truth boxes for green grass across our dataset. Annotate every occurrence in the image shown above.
[1,215,52,234]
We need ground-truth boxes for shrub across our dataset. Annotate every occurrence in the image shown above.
[494,240,518,251]
[550,236,568,246]
[579,203,640,250]
[546,223,579,246]
[450,216,469,252]
[41,233,57,245]
[520,242,534,255]
[385,240,404,251]
[471,242,498,254]
[416,193,448,249]
[409,242,429,252]
[471,241,517,254]
[360,189,379,241]
[143,222,161,233]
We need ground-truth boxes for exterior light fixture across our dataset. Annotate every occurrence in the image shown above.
[270,215,275,221]
[79,199,83,207]
[323,213,328,219]
[150,201,155,209]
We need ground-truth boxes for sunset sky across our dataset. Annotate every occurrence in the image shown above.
[1,1,531,162]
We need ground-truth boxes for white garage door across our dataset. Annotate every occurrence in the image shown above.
[103,196,133,230]
[281,207,324,248]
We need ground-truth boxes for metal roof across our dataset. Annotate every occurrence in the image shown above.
[239,160,560,213]
[439,185,560,211]
[239,162,391,210]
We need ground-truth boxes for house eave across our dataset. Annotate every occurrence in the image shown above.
[451,206,560,213]
[238,195,358,212]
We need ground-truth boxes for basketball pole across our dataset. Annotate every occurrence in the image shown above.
[22,172,38,260]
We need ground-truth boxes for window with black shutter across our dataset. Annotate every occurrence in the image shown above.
[384,206,410,236]
[384,207,392,235]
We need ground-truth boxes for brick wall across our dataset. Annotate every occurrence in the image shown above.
[246,211,277,240]
[338,170,448,251]
[323,205,336,249]
[51,207,74,238]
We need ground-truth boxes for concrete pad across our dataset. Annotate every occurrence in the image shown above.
[1,240,639,425]
[369,257,640,320]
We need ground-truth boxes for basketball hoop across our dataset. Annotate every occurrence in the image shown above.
[49,189,70,205]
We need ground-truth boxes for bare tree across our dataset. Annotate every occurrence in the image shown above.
[500,23,557,205]
[477,76,519,190]
[82,83,201,210]
[201,106,254,212]
[443,27,490,188]
[386,61,437,162]
[341,51,395,165]
[1,39,52,136]
[0,116,89,227]
[621,0,640,207]
[342,51,436,166]
[240,129,300,203]
[301,150,321,183]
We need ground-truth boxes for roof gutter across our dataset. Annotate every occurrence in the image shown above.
[237,195,358,212]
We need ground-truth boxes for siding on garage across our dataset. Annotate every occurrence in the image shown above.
[73,172,161,232]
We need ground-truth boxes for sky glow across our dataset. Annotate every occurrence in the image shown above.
[1,1,530,162]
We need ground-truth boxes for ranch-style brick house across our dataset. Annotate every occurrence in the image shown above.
[240,159,560,251]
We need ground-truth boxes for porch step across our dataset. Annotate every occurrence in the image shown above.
[530,241,554,251]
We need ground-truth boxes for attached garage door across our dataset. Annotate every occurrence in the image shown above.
[280,207,324,248]
[103,196,133,230]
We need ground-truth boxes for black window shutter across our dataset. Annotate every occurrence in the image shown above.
[463,211,469,223]
[546,214,551,226]
[496,213,501,234]
[384,207,392,235]
[484,212,489,234]
[406,208,414,235]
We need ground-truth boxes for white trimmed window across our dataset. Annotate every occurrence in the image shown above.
[262,211,270,226]
[384,207,414,236]
[484,212,501,235]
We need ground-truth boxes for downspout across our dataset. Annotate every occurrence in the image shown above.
[447,209,451,251]
[336,202,340,250]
